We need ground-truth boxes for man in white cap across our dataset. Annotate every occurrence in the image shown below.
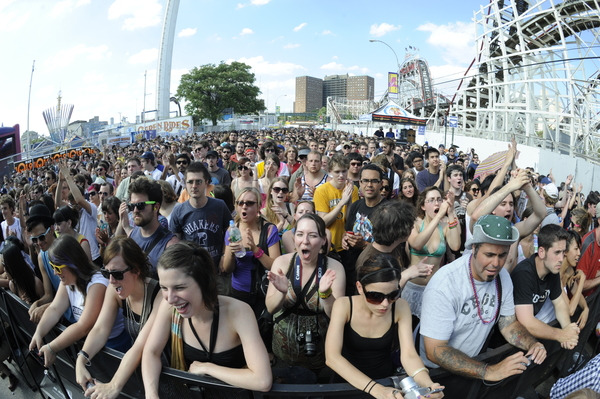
[541,182,560,227]
[420,215,547,397]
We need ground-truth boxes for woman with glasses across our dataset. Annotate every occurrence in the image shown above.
[29,235,125,368]
[465,180,480,200]
[405,186,461,318]
[262,178,294,233]
[231,157,259,198]
[76,237,162,399]
[223,187,281,309]
[266,213,345,374]
[87,183,101,209]
[325,254,444,397]
[142,242,272,397]
[398,177,419,206]
[380,177,393,200]
[53,205,93,261]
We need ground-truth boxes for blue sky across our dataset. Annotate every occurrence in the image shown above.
[0,0,484,135]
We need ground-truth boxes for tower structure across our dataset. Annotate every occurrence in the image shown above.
[42,91,73,143]
[156,0,180,120]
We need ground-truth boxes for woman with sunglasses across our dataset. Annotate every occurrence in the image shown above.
[465,180,480,200]
[266,213,345,373]
[262,178,294,233]
[29,235,126,368]
[53,205,93,261]
[231,156,259,198]
[223,187,281,309]
[398,177,419,206]
[76,237,162,399]
[325,254,444,398]
[142,242,272,397]
[405,186,461,318]
[380,177,393,200]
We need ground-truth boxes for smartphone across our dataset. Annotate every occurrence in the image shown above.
[428,387,444,394]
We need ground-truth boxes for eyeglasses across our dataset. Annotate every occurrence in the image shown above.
[31,226,51,244]
[127,201,157,212]
[237,200,257,207]
[382,186,391,191]
[186,179,204,186]
[49,260,69,275]
[100,266,132,280]
[364,289,401,305]
[360,179,381,185]
[298,155,307,159]
[350,162,362,166]
[99,192,109,197]
[89,191,97,196]
[272,187,289,194]
[176,160,188,165]
[425,198,444,204]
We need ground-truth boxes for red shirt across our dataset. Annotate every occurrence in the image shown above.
[577,229,600,296]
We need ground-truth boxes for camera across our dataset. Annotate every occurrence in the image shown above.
[297,329,319,357]
[399,376,443,399]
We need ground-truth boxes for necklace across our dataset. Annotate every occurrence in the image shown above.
[468,257,500,324]
[125,281,148,338]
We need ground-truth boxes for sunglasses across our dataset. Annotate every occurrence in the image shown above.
[240,165,250,171]
[99,192,109,196]
[222,151,231,154]
[176,160,188,165]
[471,188,480,193]
[96,168,105,172]
[100,266,132,280]
[382,185,391,191]
[364,289,401,305]
[237,200,257,207]
[31,226,51,244]
[127,201,157,212]
[350,162,362,166]
[264,149,275,153]
[272,187,289,194]
[49,260,69,275]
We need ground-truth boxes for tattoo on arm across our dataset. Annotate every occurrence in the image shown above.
[498,314,537,350]
[433,345,487,379]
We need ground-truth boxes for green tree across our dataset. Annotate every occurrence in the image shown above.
[176,61,265,126]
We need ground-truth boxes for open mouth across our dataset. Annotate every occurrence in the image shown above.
[434,208,440,214]
[241,211,248,218]
[174,302,189,314]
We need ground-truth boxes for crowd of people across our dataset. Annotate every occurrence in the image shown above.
[0,127,598,398]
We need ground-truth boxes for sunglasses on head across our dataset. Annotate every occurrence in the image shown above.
[31,226,51,244]
[272,187,289,194]
[127,201,157,212]
[100,266,132,280]
[364,289,401,305]
[237,200,257,207]
[49,260,69,275]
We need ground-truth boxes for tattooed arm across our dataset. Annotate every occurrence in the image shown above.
[498,314,548,364]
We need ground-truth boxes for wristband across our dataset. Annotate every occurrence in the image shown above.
[78,350,91,366]
[253,248,264,259]
[318,287,332,299]
[46,343,57,355]
[410,367,429,378]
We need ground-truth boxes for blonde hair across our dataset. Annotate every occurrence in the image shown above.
[233,187,262,224]
[264,177,289,225]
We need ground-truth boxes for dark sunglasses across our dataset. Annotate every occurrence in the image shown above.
[237,200,257,207]
[176,160,189,165]
[472,188,480,193]
[89,191,97,196]
[240,165,250,171]
[222,150,231,154]
[272,187,289,194]
[31,226,51,244]
[127,201,157,212]
[264,149,275,153]
[96,168,105,172]
[364,289,401,305]
[100,266,132,280]
[382,185,391,191]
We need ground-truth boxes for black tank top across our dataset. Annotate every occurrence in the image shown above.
[341,297,397,379]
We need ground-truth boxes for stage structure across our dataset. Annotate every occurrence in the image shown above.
[451,0,600,161]
[42,91,73,144]
[156,0,180,120]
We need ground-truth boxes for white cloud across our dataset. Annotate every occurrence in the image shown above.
[178,28,197,38]
[417,21,475,64]
[108,0,162,31]
[293,22,307,32]
[283,43,300,49]
[237,0,270,9]
[321,62,344,70]
[0,1,29,31]
[235,56,305,76]
[240,28,254,36]
[369,22,401,37]
[51,0,90,17]
[44,44,111,71]
[128,48,158,64]
[322,30,333,35]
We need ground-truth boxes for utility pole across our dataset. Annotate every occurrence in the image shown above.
[26,60,35,158]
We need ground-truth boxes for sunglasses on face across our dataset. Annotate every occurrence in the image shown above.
[272,187,289,194]
[89,191,98,196]
[127,201,157,212]
[100,266,132,280]
[31,226,51,244]
[176,160,188,165]
[237,200,257,207]
[364,289,401,305]
[382,186,391,191]
[264,149,275,153]
[99,192,109,197]
[239,165,250,171]
[471,188,480,193]
[97,168,105,172]
[49,260,69,275]
[350,162,362,167]
[222,151,231,154]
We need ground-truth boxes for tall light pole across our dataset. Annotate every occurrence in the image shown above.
[369,39,400,72]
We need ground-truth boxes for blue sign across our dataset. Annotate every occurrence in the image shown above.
[448,116,458,128]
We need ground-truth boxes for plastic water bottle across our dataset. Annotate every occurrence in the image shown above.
[229,221,246,258]
[533,233,538,253]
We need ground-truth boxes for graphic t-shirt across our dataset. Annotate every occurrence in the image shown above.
[512,254,562,316]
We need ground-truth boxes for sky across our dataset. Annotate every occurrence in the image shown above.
[0,0,488,136]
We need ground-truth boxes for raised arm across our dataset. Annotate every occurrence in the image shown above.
[514,182,546,238]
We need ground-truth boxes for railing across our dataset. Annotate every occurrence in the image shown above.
[0,287,597,399]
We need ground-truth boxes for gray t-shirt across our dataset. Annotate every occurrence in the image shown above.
[420,254,515,367]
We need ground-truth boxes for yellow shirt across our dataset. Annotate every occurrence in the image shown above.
[314,181,359,252]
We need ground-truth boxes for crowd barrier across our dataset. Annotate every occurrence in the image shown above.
[0,287,597,399]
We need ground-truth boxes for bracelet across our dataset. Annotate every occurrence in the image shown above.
[46,343,57,355]
[367,381,378,394]
[363,379,374,392]
[318,287,332,299]
[253,248,265,259]
[410,367,429,378]
[448,220,458,229]
[78,350,91,366]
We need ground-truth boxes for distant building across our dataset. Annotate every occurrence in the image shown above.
[295,74,374,113]
[294,76,323,113]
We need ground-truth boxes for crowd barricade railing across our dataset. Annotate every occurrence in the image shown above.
[2,286,597,399]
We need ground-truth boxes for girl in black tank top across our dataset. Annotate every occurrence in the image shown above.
[325,253,444,398]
